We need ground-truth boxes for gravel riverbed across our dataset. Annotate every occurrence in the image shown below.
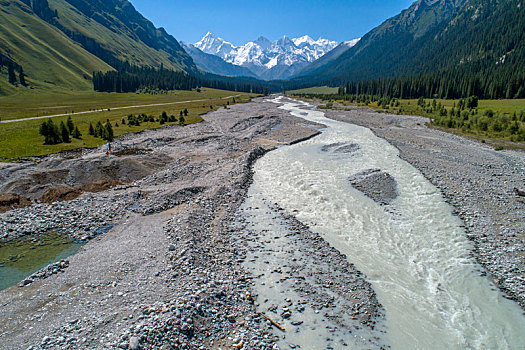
[0,98,387,349]
[1,96,523,349]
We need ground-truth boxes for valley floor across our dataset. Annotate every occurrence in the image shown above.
[0,97,523,349]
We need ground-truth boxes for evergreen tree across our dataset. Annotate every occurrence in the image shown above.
[466,96,479,109]
[72,126,82,139]
[66,116,75,133]
[60,121,71,143]
[183,108,188,116]
[39,119,61,145]
[179,116,185,126]
[159,111,168,124]
[19,66,27,86]
[88,122,95,135]
[103,122,114,141]
[8,62,16,85]
[94,121,104,137]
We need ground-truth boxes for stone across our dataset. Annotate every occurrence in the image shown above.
[129,336,140,350]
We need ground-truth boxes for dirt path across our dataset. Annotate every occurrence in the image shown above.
[0,95,241,124]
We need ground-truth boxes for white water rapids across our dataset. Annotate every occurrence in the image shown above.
[248,98,525,349]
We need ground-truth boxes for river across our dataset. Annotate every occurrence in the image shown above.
[245,97,525,349]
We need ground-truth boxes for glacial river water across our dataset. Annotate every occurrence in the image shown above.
[249,97,525,349]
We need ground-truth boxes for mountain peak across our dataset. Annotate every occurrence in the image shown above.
[277,35,295,47]
[255,35,270,42]
[254,36,272,50]
[293,35,315,46]
[343,38,361,47]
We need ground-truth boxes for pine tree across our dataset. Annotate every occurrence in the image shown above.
[39,119,61,144]
[94,121,104,138]
[8,62,16,85]
[60,121,70,143]
[66,116,75,133]
[103,122,114,141]
[183,108,188,116]
[19,66,27,86]
[72,126,82,139]
[39,120,49,143]
[88,123,95,135]
[179,116,185,126]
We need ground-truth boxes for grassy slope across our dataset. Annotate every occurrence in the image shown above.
[49,0,193,72]
[287,86,338,95]
[0,0,112,95]
[0,89,256,160]
[392,99,525,117]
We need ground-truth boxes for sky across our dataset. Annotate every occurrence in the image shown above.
[130,0,415,45]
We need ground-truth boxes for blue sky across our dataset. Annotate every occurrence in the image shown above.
[130,0,415,45]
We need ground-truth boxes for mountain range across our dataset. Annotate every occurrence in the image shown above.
[186,33,342,80]
[0,0,523,99]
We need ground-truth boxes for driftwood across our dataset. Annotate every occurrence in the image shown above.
[259,312,285,331]
[514,187,525,197]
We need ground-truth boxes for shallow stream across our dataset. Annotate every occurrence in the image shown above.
[0,231,82,291]
[246,97,525,349]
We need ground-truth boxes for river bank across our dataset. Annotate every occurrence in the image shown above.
[0,98,386,349]
[322,103,525,309]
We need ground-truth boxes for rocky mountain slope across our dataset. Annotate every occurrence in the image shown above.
[295,39,359,78]
[181,42,257,78]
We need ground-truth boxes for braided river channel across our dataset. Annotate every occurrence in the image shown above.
[247,97,525,349]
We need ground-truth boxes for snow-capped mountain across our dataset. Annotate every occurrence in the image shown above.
[191,32,339,80]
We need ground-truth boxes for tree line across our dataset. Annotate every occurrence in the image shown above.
[0,53,27,87]
[93,63,269,95]
[39,116,82,145]
[332,66,525,100]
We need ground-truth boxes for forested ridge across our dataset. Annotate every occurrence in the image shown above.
[92,64,270,95]
[289,0,525,100]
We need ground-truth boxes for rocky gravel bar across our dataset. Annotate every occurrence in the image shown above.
[0,98,388,349]
[324,104,525,309]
